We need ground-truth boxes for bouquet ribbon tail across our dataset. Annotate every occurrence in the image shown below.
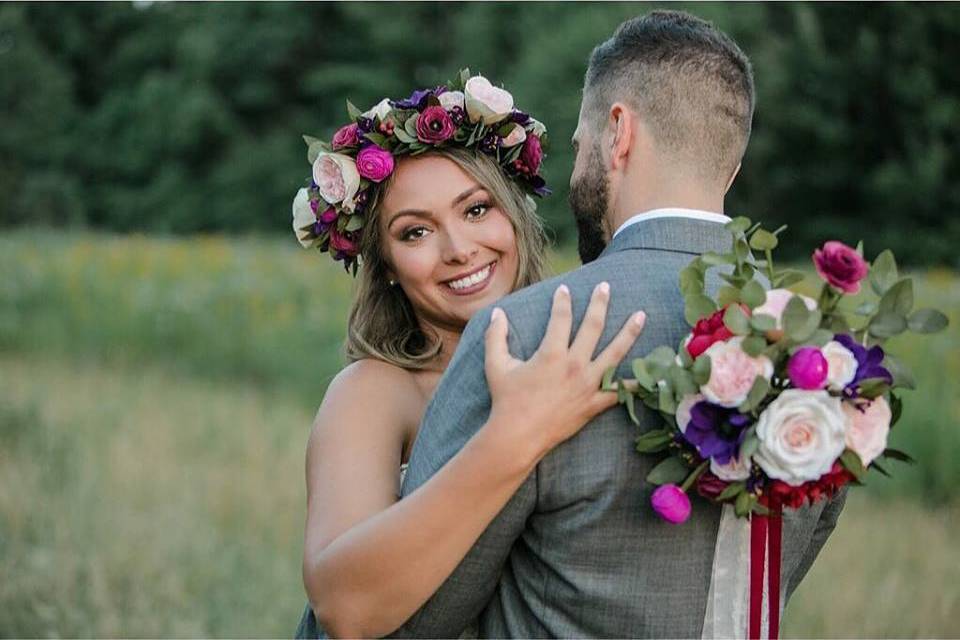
[748,501,783,639]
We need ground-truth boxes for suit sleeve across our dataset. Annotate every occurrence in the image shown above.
[786,486,848,601]
[387,307,537,638]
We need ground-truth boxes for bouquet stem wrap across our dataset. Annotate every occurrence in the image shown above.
[749,501,782,639]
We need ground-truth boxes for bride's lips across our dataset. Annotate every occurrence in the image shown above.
[441,261,497,296]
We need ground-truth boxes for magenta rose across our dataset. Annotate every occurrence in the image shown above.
[318,206,338,224]
[332,123,360,150]
[651,484,691,524]
[415,106,456,144]
[521,134,543,173]
[355,145,394,183]
[329,226,359,256]
[813,241,868,294]
[787,347,829,390]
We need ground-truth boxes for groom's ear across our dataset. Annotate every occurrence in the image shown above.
[608,103,633,172]
[724,162,742,194]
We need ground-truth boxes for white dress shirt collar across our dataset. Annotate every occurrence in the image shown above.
[612,208,732,239]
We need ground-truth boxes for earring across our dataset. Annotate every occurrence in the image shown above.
[389,279,397,286]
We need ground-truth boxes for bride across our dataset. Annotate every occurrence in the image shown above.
[291,73,647,638]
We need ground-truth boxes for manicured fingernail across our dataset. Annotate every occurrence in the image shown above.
[634,311,646,326]
[598,281,610,295]
[556,284,569,297]
[491,307,504,322]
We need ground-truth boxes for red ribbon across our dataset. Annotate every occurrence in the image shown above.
[748,502,783,639]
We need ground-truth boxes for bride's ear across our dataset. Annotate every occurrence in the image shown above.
[724,162,742,194]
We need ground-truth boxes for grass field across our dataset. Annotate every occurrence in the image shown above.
[1,230,958,637]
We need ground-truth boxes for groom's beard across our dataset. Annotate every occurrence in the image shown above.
[568,147,610,264]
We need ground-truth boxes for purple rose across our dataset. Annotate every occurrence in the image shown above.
[355,145,395,183]
[331,123,360,150]
[813,241,868,294]
[415,106,456,144]
[787,347,829,390]
[521,134,543,173]
[651,484,691,524]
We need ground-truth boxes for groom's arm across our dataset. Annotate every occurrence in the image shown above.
[388,306,537,638]
[786,486,848,601]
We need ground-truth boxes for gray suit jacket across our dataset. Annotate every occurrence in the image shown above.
[391,217,846,638]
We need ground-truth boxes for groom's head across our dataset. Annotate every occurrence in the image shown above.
[569,10,754,262]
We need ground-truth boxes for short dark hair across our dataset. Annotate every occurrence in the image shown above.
[584,10,755,183]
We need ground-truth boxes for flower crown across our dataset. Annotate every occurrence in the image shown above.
[291,69,551,273]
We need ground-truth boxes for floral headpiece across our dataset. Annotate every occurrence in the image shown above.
[292,69,550,273]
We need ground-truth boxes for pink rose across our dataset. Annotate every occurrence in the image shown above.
[312,152,360,208]
[787,347,829,390]
[501,123,527,147]
[355,145,394,183]
[329,226,359,257]
[521,134,543,173]
[438,90,465,111]
[331,123,360,150]
[651,484,691,524]
[464,75,514,125]
[842,397,891,466]
[813,241,868,294]
[701,337,774,408]
[415,106,456,144]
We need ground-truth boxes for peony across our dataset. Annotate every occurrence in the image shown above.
[501,123,527,147]
[822,340,859,391]
[438,90,465,111]
[710,454,752,482]
[312,152,361,208]
[754,389,849,486]
[521,134,544,173]
[651,484,691,524]
[752,289,817,332]
[291,188,316,248]
[415,106,456,144]
[464,75,514,125]
[700,337,774,408]
[787,347,829,390]
[331,123,360,150]
[813,241,869,294]
[355,145,394,182]
[362,98,392,121]
[842,397,891,466]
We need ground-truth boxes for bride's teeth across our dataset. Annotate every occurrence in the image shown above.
[448,264,492,290]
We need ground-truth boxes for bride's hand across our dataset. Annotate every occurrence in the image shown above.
[484,282,646,458]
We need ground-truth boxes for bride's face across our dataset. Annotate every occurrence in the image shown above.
[379,155,519,333]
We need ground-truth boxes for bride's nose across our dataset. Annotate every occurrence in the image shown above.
[440,228,479,265]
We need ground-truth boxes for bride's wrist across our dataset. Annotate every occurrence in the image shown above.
[481,408,552,473]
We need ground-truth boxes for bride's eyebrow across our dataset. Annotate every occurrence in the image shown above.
[387,185,486,230]
[451,185,484,206]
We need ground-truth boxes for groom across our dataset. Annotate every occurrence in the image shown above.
[393,10,845,638]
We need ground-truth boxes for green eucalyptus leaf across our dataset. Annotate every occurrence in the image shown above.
[840,449,867,482]
[783,295,821,342]
[854,301,878,316]
[717,286,741,307]
[734,238,751,262]
[856,377,890,399]
[679,264,706,296]
[670,365,698,398]
[741,335,768,357]
[684,294,718,327]
[404,115,420,139]
[635,429,674,453]
[725,216,752,235]
[907,308,949,334]
[692,355,711,386]
[344,215,364,232]
[646,456,690,485]
[740,427,760,460]
[631,358,656,391]
[658,381,678,414]
[738,376,770,413]
[870,249,899,296]
[734,490,755,517]
[883,354,916,390]
[868,311,908,338]
[878,279,914,316]
[601,366,617,392]
[364,132,388,147]
[749,228,778,251]
[346,99,363,120]
[620,385,639,424]
[717,481,746,502]
[773,270,807,288]
[740,280,767,309]
[806,329,835,347]
[703,252,735,266]
[307,141,325,164]
[723,304,751,336]
[393,127,416,144]
[750,313,777,332]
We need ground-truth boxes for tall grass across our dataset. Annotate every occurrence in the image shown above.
[1,230,958,636]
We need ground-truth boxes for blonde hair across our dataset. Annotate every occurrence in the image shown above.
[344,147,546,369]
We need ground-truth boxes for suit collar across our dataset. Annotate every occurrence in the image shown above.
[597,216,732,260]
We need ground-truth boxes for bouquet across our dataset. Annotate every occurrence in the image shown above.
[610,217,950,524]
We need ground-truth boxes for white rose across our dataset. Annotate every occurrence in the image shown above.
[438,90,465,111]
[711,454,752,482]
[701,337,774,408]
[291,188,317,248]
[501,123,527,147]
[312,152,360,209]
[362,98,392,121]
[675,393,705,434]
[464,75,514,125]
[842,397,891,466]
[754,389,849,486]
[822,340,858,391]
[752,288,818,329]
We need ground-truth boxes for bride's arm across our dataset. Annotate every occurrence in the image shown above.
[303,284,645,638]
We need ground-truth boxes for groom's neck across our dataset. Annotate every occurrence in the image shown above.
[606,176,726,238]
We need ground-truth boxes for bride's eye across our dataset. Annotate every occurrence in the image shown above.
[465,201,491,220]
[400,226,430,242]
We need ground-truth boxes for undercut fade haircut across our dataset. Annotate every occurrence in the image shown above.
[585,10,755,183]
